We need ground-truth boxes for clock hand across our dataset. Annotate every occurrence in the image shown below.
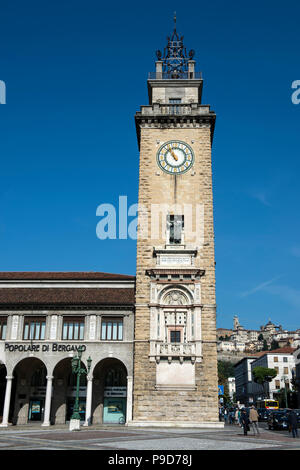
[170,149,178,161]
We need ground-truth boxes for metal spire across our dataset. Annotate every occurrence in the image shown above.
[155,13,195,78]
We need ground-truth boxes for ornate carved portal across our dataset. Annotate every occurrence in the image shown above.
[149,285,201,366]
[162,290,188,306]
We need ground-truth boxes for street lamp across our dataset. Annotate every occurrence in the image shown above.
[69,346,92,431]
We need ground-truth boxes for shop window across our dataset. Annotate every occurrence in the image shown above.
[0,317,7,340]
[101,318,123,341]
[23,317,46,340]
[62,317,85,340]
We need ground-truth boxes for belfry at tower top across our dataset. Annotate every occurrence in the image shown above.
[135,18,216,147]
[152,13,200,80]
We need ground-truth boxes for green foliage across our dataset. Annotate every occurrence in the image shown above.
[217,361,235,405]
[262,340,269,351]
[252,366,277,385]
[218,360,235,381]
[275,388,298,408]
[218,335,231,341]
[252,366,277,398]
[270,340,279,350]
[218,360,234,389]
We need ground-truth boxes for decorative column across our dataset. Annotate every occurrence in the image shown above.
[0,376,13,427]
[83,374,93,426]
[126,375,133,424]
[42,375,53,427]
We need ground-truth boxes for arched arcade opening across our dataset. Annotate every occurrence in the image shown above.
[92,358,128,425]
[52,357,87,424]
[12,358,47,425]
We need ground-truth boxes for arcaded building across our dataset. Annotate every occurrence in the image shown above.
[0,272,135,426]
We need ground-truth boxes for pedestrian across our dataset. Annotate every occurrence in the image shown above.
[224,408,228,424]
[249,405,260,435]
[238,409,242,427]
[229,409,233,424]
[287,410,298,438]
[235,408,239,425]
[241,408,250,436]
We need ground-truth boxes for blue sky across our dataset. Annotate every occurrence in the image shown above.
[0,0,299,330]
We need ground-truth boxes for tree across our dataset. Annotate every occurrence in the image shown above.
[252,366,277,398]
[258,333,264,341]
[218,360,235,382]
[218,360,235,404]
[270,339,279,350]
[275,388,298,409]
[262,340,269,351]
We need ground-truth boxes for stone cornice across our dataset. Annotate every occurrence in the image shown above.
[0,304,134,311]
[146,268,204,276]
[135,108,216,149]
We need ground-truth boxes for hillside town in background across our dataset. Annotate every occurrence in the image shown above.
[217,316,300,410]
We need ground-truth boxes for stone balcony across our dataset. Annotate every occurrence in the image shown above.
[152,341,196,364]
[139,103,211,117]
[148,72,202,80]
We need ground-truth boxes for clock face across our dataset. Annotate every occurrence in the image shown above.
[157,141,194,175]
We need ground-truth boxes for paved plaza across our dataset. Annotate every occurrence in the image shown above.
[0,422,299,451]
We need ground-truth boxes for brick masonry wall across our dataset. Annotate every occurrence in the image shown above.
[133,125,218,423]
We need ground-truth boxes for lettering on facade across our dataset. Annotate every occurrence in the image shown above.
[160,256,191,266]
[4,343,87,353]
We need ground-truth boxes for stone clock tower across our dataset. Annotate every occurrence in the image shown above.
[130,20,222,427]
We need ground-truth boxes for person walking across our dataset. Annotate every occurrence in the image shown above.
[249,405,260,435]
[229,409,233,424]
[241,408,250,436]
[224,408,228,424]
[235,408,239,425]
[238,408,242,427]
[288,410,298,438]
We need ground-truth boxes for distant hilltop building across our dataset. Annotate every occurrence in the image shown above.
[217,316,300,358]
[233,315,239,330]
